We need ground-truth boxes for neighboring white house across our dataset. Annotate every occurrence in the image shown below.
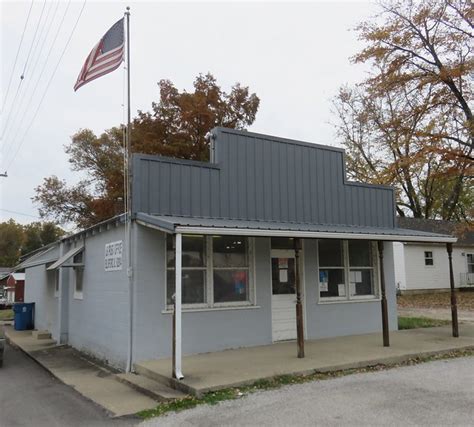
[394,218,474,294]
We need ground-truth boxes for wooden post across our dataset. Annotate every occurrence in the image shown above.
[377,241,390,347]
[447,243,459,338]
[294,238,305,358]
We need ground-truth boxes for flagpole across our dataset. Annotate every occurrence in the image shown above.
[125,5,134,373]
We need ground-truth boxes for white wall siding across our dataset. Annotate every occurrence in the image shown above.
[67,225,129,369]
[403,244,470,290]
[393,242,407,291]
[24,247,61,340]
[24,265,58,339]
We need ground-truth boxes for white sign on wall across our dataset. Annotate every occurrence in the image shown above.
[104,240,123,271]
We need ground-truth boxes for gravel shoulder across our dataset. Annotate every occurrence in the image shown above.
[141,357,474,427]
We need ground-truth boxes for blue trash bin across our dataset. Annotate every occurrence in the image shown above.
[13,303,35,331]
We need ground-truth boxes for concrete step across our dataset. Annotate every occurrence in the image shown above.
[115,373,187,402]
[32,330,52,340]
[134,362,198,396]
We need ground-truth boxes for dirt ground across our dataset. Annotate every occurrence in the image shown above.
[397,292,474,311]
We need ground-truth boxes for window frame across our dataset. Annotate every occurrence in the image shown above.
[424,251,434,267]
[54,269,59,297]
[165,235,255,310]
[467,253,474,274]
[73,251,84,300]
[317,239,380,303]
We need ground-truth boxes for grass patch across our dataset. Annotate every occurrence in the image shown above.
[137,348,474,420]
[0,309,13,321]
[398,316,450,330]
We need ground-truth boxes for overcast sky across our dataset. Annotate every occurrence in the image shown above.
[1,0,377,229]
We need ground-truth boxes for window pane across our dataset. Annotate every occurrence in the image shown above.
[319,269,345,297]
[213,270,248,303]
[166,236,174,267]
[75,268,83,293]
[350,269,373,296]
[349,240,372,267]
[167,269,206,305]
[167,235,205,268]
[213,236,247,268]
[73,251,83,264]
[468,254,474,273]
[318,240,343,267]
[272,258,296,294]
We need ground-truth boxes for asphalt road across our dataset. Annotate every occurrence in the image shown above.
[0,342,137,427]
[143,357,474,427]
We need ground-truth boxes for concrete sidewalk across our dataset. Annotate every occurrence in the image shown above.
[3,326,158,417]
[136,324,474,396]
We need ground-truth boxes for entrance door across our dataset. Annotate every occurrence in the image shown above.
[271,249,297,341]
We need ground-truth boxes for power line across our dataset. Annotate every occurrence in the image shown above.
[20,0,47,79]
[3,0,87,172]
[1,0,47,142]
[1,1,61,152]
[1,0,34,113]
[0,209,41,219]
[2,0,72,163]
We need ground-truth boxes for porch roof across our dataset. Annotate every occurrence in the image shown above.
[135,213,456,243]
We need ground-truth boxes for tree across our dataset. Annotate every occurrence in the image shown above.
[34,73,260,228]
[0,220,24,267]
[333,0,473,221]
[22,221,65,256]
[0,220,64,267]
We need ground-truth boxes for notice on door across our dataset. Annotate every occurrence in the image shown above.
[104,240,123,271]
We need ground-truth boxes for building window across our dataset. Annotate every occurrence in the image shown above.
[348,240,374,297]
[73,252,84,299]
[318,239,378,301]
[54,270,59,297]
[424,251,434,266]
[213,236,249,303]
[166,235,253,309]
[318,240,345,298]
[166,235,206,305]
[467,254,474,274]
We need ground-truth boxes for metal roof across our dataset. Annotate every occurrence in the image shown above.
[397,217,474,246]
[47,245,84,271]
[136,213,456,243]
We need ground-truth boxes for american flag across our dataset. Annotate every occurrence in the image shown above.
[74,18,124,91]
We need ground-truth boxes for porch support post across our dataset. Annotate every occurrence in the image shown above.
[294,238,304,358]
[377,241,390,347]
[173,233,184,379]
[447,243,459,338]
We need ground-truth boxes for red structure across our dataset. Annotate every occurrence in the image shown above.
[6,273,25,303]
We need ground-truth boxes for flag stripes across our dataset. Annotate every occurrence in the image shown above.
[74,18,124,91]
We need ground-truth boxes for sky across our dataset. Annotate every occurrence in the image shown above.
[0,0,378,229]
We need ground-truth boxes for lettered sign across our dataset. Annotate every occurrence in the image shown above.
[104,240,123,271]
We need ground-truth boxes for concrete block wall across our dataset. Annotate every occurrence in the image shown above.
[24,265,59,338]
[24,247,60,340]
[67,225,129,369]
[132,226,273,362]
[303,240,398,340]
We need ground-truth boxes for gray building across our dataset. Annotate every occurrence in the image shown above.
[22,127,455,376]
